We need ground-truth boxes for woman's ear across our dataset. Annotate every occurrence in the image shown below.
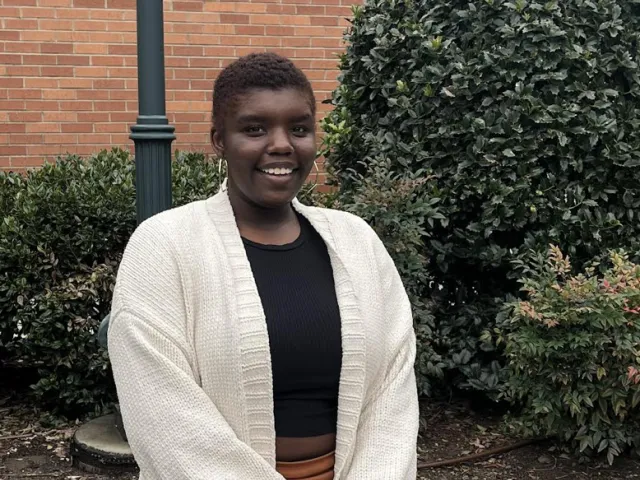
[210,127,224,158]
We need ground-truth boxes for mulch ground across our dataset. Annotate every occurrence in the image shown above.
[1,391,639,480]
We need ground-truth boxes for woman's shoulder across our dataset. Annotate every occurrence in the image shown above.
[125,198,213,259]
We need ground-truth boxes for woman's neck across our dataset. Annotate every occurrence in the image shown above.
[228,183,300,245]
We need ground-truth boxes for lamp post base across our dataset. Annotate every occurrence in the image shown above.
[70,414,138,474]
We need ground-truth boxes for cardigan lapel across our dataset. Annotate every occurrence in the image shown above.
[293,200,367,478]
[205,189,366,477]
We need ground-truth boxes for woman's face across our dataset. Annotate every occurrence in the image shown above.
[212,87,317,209]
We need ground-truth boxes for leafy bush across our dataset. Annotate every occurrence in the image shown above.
[497,246,640,463]
[323,0,640,396]
[1,148,328,417]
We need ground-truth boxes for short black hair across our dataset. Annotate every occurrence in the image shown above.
[212,52,316,131]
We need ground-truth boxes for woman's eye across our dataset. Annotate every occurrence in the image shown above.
[244,126,265,135]
[292,126,310,135]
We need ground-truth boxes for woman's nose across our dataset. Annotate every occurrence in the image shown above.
[267,128,293,155]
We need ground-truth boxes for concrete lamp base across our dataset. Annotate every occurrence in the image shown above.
[70,414,138,474]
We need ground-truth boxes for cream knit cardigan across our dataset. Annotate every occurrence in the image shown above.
[108,189,419,480]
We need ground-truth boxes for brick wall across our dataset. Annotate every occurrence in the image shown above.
[0,0,353,172]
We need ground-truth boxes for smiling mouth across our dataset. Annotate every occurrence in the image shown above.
[257,167,297,176]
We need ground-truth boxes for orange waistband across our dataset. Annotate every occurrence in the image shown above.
[276,451,335,480]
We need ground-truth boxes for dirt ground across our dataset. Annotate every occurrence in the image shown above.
[1,392,639,480]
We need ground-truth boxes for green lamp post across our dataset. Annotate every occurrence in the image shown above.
[71,0,174,472]
[130,0,175,224]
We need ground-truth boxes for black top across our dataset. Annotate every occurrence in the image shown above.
[242,213,343,437]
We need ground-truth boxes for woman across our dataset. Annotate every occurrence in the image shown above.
[108,52,419,480]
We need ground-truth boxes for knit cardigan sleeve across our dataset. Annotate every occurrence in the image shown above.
[343,226,420,479]
[108,219,283,480]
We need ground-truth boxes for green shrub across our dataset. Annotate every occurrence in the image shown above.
[497,246,640,463]
[1,149,330,417]
[323,0,640,396]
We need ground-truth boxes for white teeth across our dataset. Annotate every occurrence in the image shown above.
[260,167,294,176]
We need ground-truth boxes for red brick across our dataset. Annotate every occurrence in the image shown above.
[9,111,42,122]
[9,89,42,99]
[174,90,206,101]
[294,26,329,36]
[94,101,126,111]
[62,123,94,133]
[92,56,125,66]
[172,23,203,34]
[43,112,76,121]
[221,35,250,46]
[124,57,137,66]
[25,100,59,111]
[59,100,93,111]
[249,14,282,25]
[74,21,109,32]
[11,156,47,168]
[76,44,108,54]
[0,31,21,41]
[108,44,136,55]
[43,134,78,144]
[57,55,91,66]
[77,89,109,100]
[7,66,40,76]
[0,123,26,133]
[312,37,343,47]
[90,10,125,20]
[251,37,281,47]
[73,0,105,7]
[0,54,22,65]
[266,4,296,14]
[77,112,110,122]
[26,123,61,133]
[23,54,58,65]
[21,31,56,42]
[10,134,45,144]
[25,78,59,88]
[189,80,212,90]
[39,20,74,30]
[40,66,74,76]
[39,0,73,6]
[173,46,204,56]
[93,79,125,89]
[24,6,58,17]
[106,21,136,32]
[283,37,312,47]
[110,112,136,122]
[167,79,190,90]
[3,146,27,155]
[41,43,74,54]
[188,57,220,68]
[297,5,325,14]
[75,66,109,77]
[311,16,339,26]
[95,122,128,133]
[235,25,266,35]
[202,24,235,34]
[220,13,250,24]
[3,0,37,5]
[89,32,124,43]
[0,77,23,88]
[58,78,92,89]
[326,6,353,16]
[173,1,203,12]
[174,68,206,79]
[236,3,267,13]
[203,2,235,12]
[77,133,110,144]
[266,26,296,36]
[107,0,135,8]
[109,90,136,100]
